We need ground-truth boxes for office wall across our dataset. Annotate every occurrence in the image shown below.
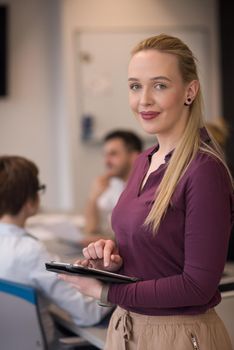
[0,0,221,212]
[0,0,62,210]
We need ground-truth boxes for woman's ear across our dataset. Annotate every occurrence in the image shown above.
[184,80,200,105]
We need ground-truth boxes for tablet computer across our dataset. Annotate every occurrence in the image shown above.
[45,261,140,284]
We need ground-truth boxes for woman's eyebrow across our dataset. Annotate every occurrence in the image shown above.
[128,78,139,82]
[128,76,172,82]
[150,76,172,82]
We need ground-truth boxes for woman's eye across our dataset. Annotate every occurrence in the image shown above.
[129,84,141,91]
[155,83,167,90]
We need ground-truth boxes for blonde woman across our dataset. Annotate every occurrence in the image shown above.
[59,34,234,349]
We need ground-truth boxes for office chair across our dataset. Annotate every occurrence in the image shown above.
[0,278,48,350]
[216,283,234,348]
[0,279,91,350]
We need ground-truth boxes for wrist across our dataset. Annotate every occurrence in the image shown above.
[98,284,114,307]
[95,283,103,300]
[87,279,103,300]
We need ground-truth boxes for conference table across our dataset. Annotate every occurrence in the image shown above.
[50,304,109,349]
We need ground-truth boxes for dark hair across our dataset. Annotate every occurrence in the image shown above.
[0,156,40,216]
[104,130,143,153]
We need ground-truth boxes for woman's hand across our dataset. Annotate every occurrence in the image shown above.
[58,274,103,300]
[59,240,122,299]
[80,239,123,271]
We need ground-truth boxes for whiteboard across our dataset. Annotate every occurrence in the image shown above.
[75,28,211,141]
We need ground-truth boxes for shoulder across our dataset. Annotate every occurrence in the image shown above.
[21,232,52,263]
[189,151,229,176]
[23,231,44,248]
[1,228,53,272]
[186,151,233,194]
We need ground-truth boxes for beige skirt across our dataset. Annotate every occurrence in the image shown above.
[104,306,233,350]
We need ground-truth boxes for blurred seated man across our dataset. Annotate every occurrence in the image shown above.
[84,130,143,238]
[0,156,112,349]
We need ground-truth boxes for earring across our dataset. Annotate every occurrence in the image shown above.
[184,97,192,106]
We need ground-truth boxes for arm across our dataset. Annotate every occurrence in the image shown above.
[84,197,100,234]
[28,243,111,326]
[107,159,233,308]
[84,175,110,234]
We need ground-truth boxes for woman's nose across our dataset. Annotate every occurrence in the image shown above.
[140,87,154,106]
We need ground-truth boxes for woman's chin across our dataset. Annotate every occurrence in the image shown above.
[140,124,159,135]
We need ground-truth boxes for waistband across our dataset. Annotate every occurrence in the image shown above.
[114,306,218,326]
[113,306,219,350]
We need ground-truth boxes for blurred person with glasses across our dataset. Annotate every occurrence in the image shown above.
[0,155,112,349]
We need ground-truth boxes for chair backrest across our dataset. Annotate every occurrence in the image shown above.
[215,290,234,348]
[0,279,47,350]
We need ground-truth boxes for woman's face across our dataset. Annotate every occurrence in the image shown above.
[128,49,194,138]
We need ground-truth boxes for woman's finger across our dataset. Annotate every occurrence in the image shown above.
[103,240,115,267]
[94,239,106,259]
[82,246,93,260]
[80,259,90,267]
[111,254,122,265]
[74,258,90,267]
[83,239,104,259]
[87,242,100,259]
[74,259,82,265]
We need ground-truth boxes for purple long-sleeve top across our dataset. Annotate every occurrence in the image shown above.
[107,131,234,315]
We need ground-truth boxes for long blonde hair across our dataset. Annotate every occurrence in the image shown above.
[131,34,233,233]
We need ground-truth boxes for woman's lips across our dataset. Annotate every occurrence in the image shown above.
[139,111,160,120]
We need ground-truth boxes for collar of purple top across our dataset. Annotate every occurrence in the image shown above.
[146,127,211,163]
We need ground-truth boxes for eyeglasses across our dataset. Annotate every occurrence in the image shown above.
[37,184,46,194]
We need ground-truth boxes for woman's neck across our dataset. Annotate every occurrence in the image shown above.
[156,122,187,156]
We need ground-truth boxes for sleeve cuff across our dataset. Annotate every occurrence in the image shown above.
[97,284,114,307]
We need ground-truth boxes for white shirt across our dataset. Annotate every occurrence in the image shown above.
[0,223,111,341]
[97,177,125,234]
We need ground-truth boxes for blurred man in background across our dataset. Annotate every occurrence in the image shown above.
[84,130,143,237]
